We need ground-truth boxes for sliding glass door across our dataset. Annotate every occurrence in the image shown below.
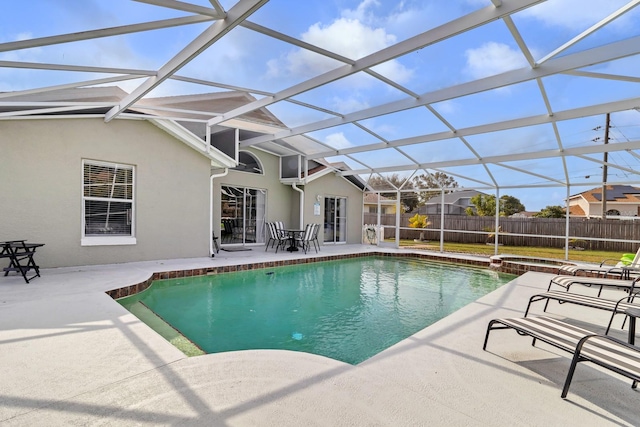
[323,196,346,244]
[220,186,266,245]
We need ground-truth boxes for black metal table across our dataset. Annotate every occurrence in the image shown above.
[0,240,45,283]
[283,229,303,252]
[626,307,640,346]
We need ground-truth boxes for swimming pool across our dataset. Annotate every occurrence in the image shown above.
[118,257,514,364]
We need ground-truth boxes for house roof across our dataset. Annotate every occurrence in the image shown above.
[424,190,487,205]
[363,193,395,204]
[510,211,538,218]
[568,205,587,216]
[574,185,640,203]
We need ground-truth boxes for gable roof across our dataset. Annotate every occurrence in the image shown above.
[363,193,395,204]
[573,185,640,203]
[425,190,488,205]
[568,205,587,216]
[303,161,366,190]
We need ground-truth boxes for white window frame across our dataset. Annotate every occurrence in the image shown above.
[81,159,136,246]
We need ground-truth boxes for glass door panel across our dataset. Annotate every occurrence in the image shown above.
[221,186,266,245]
[324,196,346,244]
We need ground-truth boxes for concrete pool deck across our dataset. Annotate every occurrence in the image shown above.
[0,244,638,426]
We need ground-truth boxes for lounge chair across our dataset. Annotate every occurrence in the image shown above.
[562,334,640,397]
[548,275,639,296]
[558,247,640,277]
[483,316,640,398]
[525,290,640,333]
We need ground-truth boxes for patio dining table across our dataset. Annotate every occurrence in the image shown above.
[0,240,45,283]
[283,229,303,252]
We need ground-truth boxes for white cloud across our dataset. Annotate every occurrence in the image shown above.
[341,0,381,23]
[325,132,353,149]
[520,0,632,31]
[267,5,413,85]
[329,95,370,114]
[464,42,527,79]
[433,99,459,115]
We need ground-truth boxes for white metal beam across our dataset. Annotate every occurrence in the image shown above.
[207,0,226,17]
[0,60,156,76]
[132,0,225,17]
[207,0,544,126]
[564,69,640,83]
[493,162,566,185]
[339,139,640,177]
[0,75,141,100]
[104,0,268,122]
[0,16,213,53]
[241,33,640,148]
[304,97,640,160]
[574,154,640,178]
[0,104,114,118]
[536,0,640,65]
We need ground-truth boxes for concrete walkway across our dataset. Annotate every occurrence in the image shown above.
[1,245,638,426]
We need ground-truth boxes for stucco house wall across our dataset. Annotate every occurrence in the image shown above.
[212,148,294,243]
[302,174,364,245]
[1,118,212,268]
[213,151,364,247]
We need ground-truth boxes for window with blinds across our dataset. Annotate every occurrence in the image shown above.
[83,161,134,237]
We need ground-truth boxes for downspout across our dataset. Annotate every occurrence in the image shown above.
[494,188,500,255]
[440,188,445,253]
[210,168,229,256]
[292,183,304,229]
[565,185,570,260]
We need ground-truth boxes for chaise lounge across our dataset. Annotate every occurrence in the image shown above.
[548,274,639,296]
[525,290,640,333]
[558,247,640,278]
[483,315,640,398]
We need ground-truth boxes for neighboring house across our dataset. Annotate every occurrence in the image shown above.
[363,193,397,215]
[510,211,538,218]
[413,190,488,215]
[567,185,640,218]
[1,87,364,268]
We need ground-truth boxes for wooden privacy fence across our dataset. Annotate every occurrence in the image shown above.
[363,213,640,252]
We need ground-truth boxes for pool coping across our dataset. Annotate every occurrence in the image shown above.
[105,251,491,300]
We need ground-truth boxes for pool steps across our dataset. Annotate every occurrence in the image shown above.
[128,301,205,357]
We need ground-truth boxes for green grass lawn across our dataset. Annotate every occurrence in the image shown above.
[396,240,625,264]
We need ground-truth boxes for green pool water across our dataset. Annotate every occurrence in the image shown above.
[118,257,514,364]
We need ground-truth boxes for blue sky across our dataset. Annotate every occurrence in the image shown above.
[2,0,640,210]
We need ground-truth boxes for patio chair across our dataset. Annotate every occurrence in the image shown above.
[266,222,287,252]
[483,315,640,398]
[212,231,220,256]
[221,219,233,243]
[310,223,320,252]
[274,221,286,239]
[295,223,317,254]
[265,222,275,250]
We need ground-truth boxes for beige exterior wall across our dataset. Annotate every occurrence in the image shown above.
[212,148,294,244]
[0,118,212,267]
[213,156,364,247]
[302,173,364,245]
[605,202,640,217]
